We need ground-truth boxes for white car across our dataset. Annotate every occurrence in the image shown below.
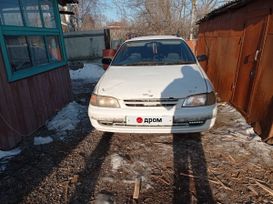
[88,35,217,133]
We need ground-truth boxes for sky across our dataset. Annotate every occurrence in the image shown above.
[103,0,120,21]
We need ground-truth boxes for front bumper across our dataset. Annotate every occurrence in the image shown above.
[88,104,217,133]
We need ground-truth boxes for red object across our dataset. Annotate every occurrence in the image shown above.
[103,64,109,70]
[103,49,116,57]
[102,49,116,70]
[136,117,143,123]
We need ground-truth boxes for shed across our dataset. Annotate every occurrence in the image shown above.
[0,0,76,150]
[196,0,273,142]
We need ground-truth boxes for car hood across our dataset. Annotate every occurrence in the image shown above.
[96,64,208,99]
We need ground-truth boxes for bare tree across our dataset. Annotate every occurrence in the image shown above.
[126,0,175,35]
[68,0,106,31]
[107,0,232,38]
[190,0,197,40]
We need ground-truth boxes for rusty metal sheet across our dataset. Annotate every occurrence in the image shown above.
[185,40,197,54]
[195,35,208,71]
[268,14,273,34]
[215,36,241,101]
[231,15,267,114]
[196,0,273,141]
[248,33,273,140]
[196,34,241,102]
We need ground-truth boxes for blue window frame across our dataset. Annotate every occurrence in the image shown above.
[0,0,67,82]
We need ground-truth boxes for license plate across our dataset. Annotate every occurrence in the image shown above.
[126,116,173,126]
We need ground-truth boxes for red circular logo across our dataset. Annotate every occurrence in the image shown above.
[136,117,143,123]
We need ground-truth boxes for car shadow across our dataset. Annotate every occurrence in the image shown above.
[69,132,113,203]
[172,133,213,203]
[160,66,214,203]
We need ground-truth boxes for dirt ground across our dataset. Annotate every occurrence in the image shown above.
[1,77,273,204]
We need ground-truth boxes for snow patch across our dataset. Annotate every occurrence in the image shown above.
[34,136,53,145]
[111,154,125,171]
[145,183,153,190]
[69,63,104,83]
[0,148,21,172]
[122,180,135,184]
[102,177,115,183]
[47,101,86,136]
[209,102,273,167]
[0,147,21,160]
[215,103,260,140]
[0,164,7,172]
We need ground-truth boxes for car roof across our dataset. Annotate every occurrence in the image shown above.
[125,35,185,42]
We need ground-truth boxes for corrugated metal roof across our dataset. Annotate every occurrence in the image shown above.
[197,0,254,24]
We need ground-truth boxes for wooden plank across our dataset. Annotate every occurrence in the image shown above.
[133,177,141,200]
[47,69,58,114]
[0,117,9,150]
[37,72,50,122]
[49,68,62,112]
[28,75,43,127]
[16,79,37,132]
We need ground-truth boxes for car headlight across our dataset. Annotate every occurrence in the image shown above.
[183,92,216,107]
[90,94,120,108]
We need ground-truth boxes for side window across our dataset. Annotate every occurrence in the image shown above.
[180,42,195,61]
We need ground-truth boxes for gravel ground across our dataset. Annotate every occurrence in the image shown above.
[1,70,273,204]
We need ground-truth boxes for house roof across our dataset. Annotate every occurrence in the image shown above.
[197,0,254,24]
[58,0,79,6]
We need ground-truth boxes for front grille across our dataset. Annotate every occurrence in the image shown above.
[98,121,126,126]
[173,120,205,126]
[124,98,179,107]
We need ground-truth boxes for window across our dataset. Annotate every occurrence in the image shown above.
[0,0,57,28]
[46,36,62,62]
[41,0,56,28]
[5,36,32,71]
[22,0,43,27]
[29,36,48,65]
[0,0,66,81]
[0,1,23,26]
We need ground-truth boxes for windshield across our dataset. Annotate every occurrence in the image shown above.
[111,39,196,66]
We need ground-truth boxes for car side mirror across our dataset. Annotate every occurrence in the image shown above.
[197,54,208,62]
[102,58,112,65]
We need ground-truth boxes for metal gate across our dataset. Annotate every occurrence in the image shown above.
[231,14,267,115]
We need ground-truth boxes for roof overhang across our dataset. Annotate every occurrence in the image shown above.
[58,0,79,6]
[197,0,253,24]
[59,10,75,15]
